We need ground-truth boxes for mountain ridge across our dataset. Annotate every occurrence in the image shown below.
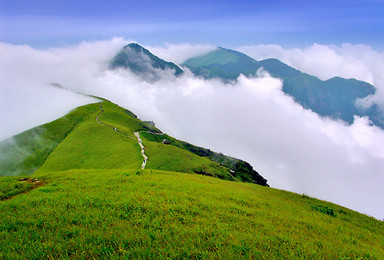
[183,47,382,128]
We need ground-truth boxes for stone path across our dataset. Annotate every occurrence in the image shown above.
[134,132,148,170]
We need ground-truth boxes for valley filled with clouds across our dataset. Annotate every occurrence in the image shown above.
[1,38,383,219]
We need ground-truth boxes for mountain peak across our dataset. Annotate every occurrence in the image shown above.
[125,42,142,49]
[109,43,183,81]
[182,47,259,80]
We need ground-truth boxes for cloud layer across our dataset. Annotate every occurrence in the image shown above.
[1,39,383,219]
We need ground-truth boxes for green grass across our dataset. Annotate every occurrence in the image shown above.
[140,132,267,185]
[0,103,100,176]
[37,118,142,172]
[0,176,34,200]
[1,169,383,259]
[143,140,234,180]
[98,101,160,136]
[140,132,237,167]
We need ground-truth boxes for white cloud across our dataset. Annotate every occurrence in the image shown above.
[1,39,384,220]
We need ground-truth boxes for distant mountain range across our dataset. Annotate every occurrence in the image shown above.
[110,43,383,128]
[182,47,382,128]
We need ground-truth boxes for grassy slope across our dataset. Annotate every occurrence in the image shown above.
[141,132,237,168]
[1,169,383,259]
[0,176,34,200]
[140,132,267,184]
[144,141,234,180]
[0,103,99,176]
[37,101,149,172]
[0,99,235,180]
[37,117,142,171]
[36,101,234,179]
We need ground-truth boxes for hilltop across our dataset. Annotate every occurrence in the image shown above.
[0,99,267,185]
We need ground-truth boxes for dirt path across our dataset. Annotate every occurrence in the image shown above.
[134,132,148,170]
[2,178,46,201]
[96,103,103,124]
[96,102,119,132]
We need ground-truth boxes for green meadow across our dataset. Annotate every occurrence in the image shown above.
[1,169,383,259]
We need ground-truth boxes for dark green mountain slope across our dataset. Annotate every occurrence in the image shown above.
[110,43,183,81]
[0,100,267,185]
[183,47,259,80]
[259,59,377,124]
[183,48,382,127]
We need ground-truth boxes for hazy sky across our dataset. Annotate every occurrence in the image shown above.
[1,0,384,49]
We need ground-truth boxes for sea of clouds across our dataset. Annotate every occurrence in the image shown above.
[1,38,383,219]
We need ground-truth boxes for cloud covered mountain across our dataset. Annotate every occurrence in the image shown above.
[183,47,382,128]
[110,43,183,82]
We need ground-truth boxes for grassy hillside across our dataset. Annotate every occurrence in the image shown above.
[144,141,232,180]
[1,169,383,258]
[141,132,267,185]
[0,100,256,183]
[0,103,100,176]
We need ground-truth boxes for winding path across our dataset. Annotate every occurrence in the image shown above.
[134,132,148,170]
[96,102,148,170]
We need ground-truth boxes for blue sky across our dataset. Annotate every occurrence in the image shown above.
[1,0,384,49]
